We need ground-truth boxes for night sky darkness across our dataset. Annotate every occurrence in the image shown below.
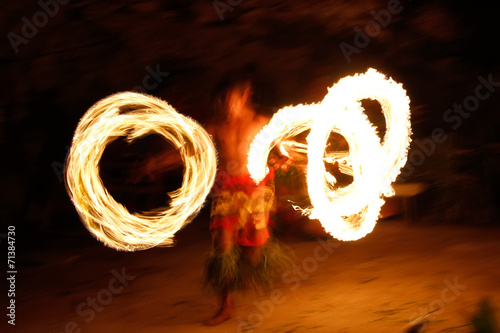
[1,0,500,274]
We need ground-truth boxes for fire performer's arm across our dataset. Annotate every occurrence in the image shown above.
[128,148,183,183]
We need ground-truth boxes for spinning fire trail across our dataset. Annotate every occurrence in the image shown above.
[248,68,411,241]
[65,69,411,250]
[64,92,217,251]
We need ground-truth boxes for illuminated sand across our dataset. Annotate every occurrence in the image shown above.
[17,220,500,333]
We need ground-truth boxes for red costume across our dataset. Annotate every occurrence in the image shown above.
[210,168,275,246]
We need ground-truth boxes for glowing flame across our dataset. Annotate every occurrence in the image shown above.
[248,68,411,241]
[66,69,410,250]
[65,92,217,251]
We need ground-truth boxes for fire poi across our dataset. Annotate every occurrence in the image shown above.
[248,68,411,241]
[64,92,217,251]
[65,68,411,250]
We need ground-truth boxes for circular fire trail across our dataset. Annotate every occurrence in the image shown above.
[248,68,411,241]
[66,69,410,249]
[65,92,217,251]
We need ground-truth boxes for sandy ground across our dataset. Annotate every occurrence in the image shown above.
[11,215,500,333]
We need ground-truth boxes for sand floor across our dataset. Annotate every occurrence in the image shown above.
[14,218,500,333]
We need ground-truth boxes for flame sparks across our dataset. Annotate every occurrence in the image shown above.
[248,68,411,241]
[65,69,410,249]
[65,92,217,251]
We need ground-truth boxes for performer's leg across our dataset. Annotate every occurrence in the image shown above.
[212,227,233,253]
[241,244,264,267]
[206,228,235,325]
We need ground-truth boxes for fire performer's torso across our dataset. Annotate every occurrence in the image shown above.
[208,105,270,177]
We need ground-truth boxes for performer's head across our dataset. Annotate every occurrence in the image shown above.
[212,68,256,121]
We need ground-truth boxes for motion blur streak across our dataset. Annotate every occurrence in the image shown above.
[248,69,411,241]
[65,92,217,251]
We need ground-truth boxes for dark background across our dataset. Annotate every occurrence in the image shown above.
[1,0,500,245]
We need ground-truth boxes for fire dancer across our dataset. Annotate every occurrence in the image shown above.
[128,74,292,325]
[204,76,292,325]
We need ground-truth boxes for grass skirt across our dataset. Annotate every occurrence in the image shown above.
[204,239,295,294]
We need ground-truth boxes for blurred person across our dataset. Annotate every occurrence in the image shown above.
[203,76,292,325]
[129,74,292,326]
